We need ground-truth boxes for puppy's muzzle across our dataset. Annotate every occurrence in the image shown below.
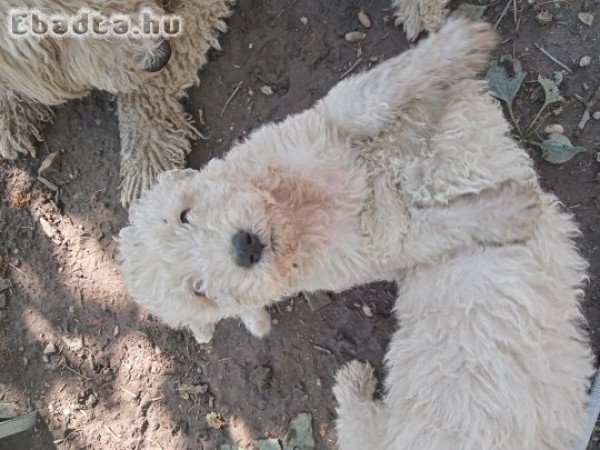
[145,39,172,72]
[233,231,264,268]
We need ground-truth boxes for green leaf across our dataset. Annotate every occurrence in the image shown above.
[283,413,315,450]
[538,74,564,106]
[486,57,526,107]
[453,3,487,21]
[540,135,588,164]
[553,71,563,86]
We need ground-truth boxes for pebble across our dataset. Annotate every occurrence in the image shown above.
[113,325,120,337]
[544,124,564,135]
[260,85,273,96]
[580,56,592,68]
[68,305,75,314]
[43,342,57,355]
[593,111,600,120]
[300,17,308,25]
[358,10,371,28]
[345,31,366,43]
[361,304,373,317]
[583,82,590,91]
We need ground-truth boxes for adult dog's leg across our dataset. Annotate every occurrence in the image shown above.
[0,91,53,159]
[334,361,387,450]
[391,0,450,41]
[319,18,497,139]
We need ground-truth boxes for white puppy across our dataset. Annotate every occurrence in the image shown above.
[119,19,593,448]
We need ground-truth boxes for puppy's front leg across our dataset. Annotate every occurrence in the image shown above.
[240,308,272,339]
[188,321,216,344]
[0,91,53,159]
[401,181,542,267]
[319,18,497,139]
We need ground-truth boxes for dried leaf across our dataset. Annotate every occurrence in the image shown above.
[177,383,208,401]
[535,10,553,25]
[453,3,487,21]
[578,11,594,26]
[486,57,526,107]
[206,411,226,429]
[38,151,60,176]
[540,135,588,164]
[538,74,564,107]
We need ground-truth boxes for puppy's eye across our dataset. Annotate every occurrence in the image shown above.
[192,280,205,297]
[180,209,191,224]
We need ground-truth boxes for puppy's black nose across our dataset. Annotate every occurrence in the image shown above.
[233,231,264,268]
[145,39,171,72]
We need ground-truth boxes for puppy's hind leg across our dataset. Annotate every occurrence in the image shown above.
[319,18,497,139]
[334,361,387,450]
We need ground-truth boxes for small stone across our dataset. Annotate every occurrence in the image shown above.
[361,304,373,317]
[583,82,590,91]
[535,10,553,25]
[593,111,600,120]
[358,10,371,28]
[578,12,594,26]
[113,325,120,337]
[345,31,366,43]
[43,342,57,355]
[552,107,563,116]
[42,354,49,363]
[580,56,592,68]
[272,318,279,325]
[22,357,28,367]
[68,305,75,314]
[300,17,308,25]
[544,124,564,135]
[260,85,273,96]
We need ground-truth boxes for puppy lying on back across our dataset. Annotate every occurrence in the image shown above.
[118,19,538,343]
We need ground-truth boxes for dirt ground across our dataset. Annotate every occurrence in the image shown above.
[1,1,600,449]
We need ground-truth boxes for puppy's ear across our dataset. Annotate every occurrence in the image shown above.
[157,168,198,184]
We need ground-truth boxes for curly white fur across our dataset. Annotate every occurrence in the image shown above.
[119,19,593,447]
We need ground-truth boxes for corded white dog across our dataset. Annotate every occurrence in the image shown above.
[119,19,593,448]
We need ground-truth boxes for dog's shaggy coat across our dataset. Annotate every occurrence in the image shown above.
[0,0,232,205]
[119,19,594,448]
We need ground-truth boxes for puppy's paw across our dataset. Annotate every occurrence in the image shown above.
[188,322,215,344]
[433,18,499,76]
[334,361,377,404]
[241,308,272,339]
[476,181,542,244]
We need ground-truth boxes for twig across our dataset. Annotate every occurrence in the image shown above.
[575,89,600,130]
[53,429,82,445]
[512,0,518,24]
[313,344,332,355]
[276,0,300,19]
[220,81,243,117]
[495,0,512,28]
[534,44,573,73]
[340,58,362,79]
[105,425,120,440]
[119,385,138,399]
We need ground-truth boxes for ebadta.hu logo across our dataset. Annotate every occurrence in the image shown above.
[8,8,183,38]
